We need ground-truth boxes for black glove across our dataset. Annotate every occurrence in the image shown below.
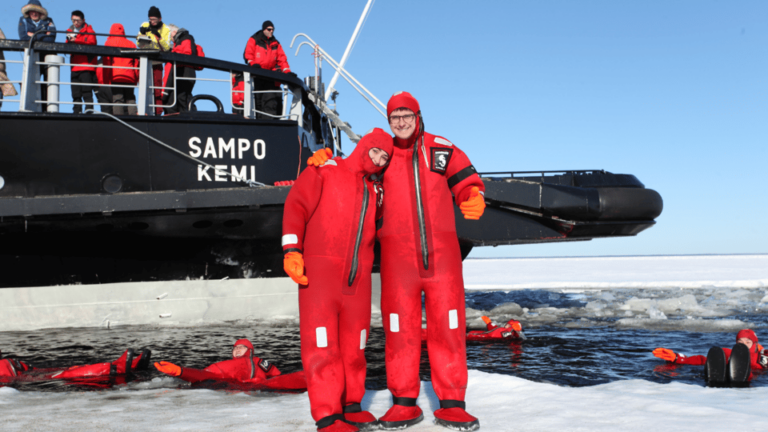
[251,64,262,69]
[286,72,298,78]
[139,27,149,35]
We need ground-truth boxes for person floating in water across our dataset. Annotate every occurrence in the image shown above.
[1,348,151,381]
[653,329,768,386]
[467,316,526,341]
[154,338,306,391]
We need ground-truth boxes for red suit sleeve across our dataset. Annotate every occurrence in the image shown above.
[244,38,259,66]
[674,354,707,366]
[275,44,290,73]
[178,367,222,383]
[442,144,485,204]
[173,39,194,55]
[486,323,497,331]
[282,167,323,253]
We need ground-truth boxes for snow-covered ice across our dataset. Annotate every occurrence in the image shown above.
[2,371,767,431]
[464,254,768,290]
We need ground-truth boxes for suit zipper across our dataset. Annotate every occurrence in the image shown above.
[348,175,369,286]
[412,139,429,270]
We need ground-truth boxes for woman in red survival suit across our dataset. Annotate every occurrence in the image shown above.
[282,129,393,432]
[154,339,306,390]
[0,348,151,382]
[653,329,768,384]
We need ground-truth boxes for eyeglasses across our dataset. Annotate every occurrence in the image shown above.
[265,28,274,31]
[388,114,416,124]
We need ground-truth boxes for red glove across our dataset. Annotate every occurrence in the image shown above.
[283,252,308,285]
[307,148,332,167]
[459,187,485,220]
[154,361,181,377]
[507,320,523,332]
[652,348,678,363]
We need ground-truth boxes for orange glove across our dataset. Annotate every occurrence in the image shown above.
[154,361,181,377]
[459,187,485,220]
[652,348,677,363]
[307,148,332,167]
[284,251,308,285]
[481,316,492,325]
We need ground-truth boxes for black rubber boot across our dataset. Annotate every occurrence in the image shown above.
[124,348,135,376]
[704,346,726,387]
[727,343,751,386]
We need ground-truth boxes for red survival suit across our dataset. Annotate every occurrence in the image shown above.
[282,130,392,430]
[378,92,484,427]
[50,348,149,379]
[0,355,33,380]
[656,329,768,381]
[466,319,524,341]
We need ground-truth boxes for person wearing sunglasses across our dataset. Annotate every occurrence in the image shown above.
[242,20,294,118]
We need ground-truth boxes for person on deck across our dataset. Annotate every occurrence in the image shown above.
[282,129,392,432]
[66,10,97,114]
[154,339,305,390]
[138,6,171,115]
[161,25,201,114]
[103,23,138,115]
[306,91,486,431]
[17,0,56,110]
[242,20,293,118]
[653,329,768,381]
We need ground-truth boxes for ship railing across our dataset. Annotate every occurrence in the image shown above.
[0,37,310,126]
[0,57,24,107]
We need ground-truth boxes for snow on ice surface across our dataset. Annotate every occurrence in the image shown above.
[463,254,768,290]
[2,371,768,431]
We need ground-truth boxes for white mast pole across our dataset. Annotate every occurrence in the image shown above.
[325,0,374,102]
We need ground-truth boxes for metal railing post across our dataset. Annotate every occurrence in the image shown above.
[289,85,302,128]
[19,49,41,112]
[136,56,153,116]
[243,71,254,119]
[45,55,64,113]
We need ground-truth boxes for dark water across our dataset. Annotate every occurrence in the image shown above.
[2,290,766,392]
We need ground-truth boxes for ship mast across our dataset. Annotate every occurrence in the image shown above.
[325,0,375,102]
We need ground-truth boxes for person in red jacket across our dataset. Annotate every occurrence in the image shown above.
[0,348,151,382]
[653,329,768,384]
[103,23,138,115]
[65,10,97,114]
[283,129,393,432]
[467,317,526,341]
[0,350,33,379]
[162,26,200,114]
[306,92,486,431]
[243,20,292,118]
[154,339,305,391]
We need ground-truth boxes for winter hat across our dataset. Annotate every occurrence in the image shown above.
[22,0,48,20]
[148,6,162,19]
[71,10,84,20]
[736,329,758,344]
[387,91,420,118]
[262,20,274,31]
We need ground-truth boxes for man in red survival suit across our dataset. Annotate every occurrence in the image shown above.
[282,129,393,432]
[154,339,305,390]
[653,329,768,383]
[1,348,151,381]
[307,92,486,431]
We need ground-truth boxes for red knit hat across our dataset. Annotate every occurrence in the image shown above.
[387,91,420,117]
[736,329,758,344]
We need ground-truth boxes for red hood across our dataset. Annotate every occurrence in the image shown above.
[346,128,393,176]
[233,339,254,357]
[105,23,136,49]
[387,91,422,149]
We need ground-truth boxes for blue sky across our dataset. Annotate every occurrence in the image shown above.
[2,0,766,258]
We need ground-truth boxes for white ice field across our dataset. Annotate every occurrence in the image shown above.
[2,254,768,431]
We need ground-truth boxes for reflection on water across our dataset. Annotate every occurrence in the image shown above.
[2,289,767,392]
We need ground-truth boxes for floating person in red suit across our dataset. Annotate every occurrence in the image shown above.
[282,129,392,432]
[653,329,768,386]
[1,348,151,383]
[154,338,306,391]
[466,317,526,341]
[307,91,485,431]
